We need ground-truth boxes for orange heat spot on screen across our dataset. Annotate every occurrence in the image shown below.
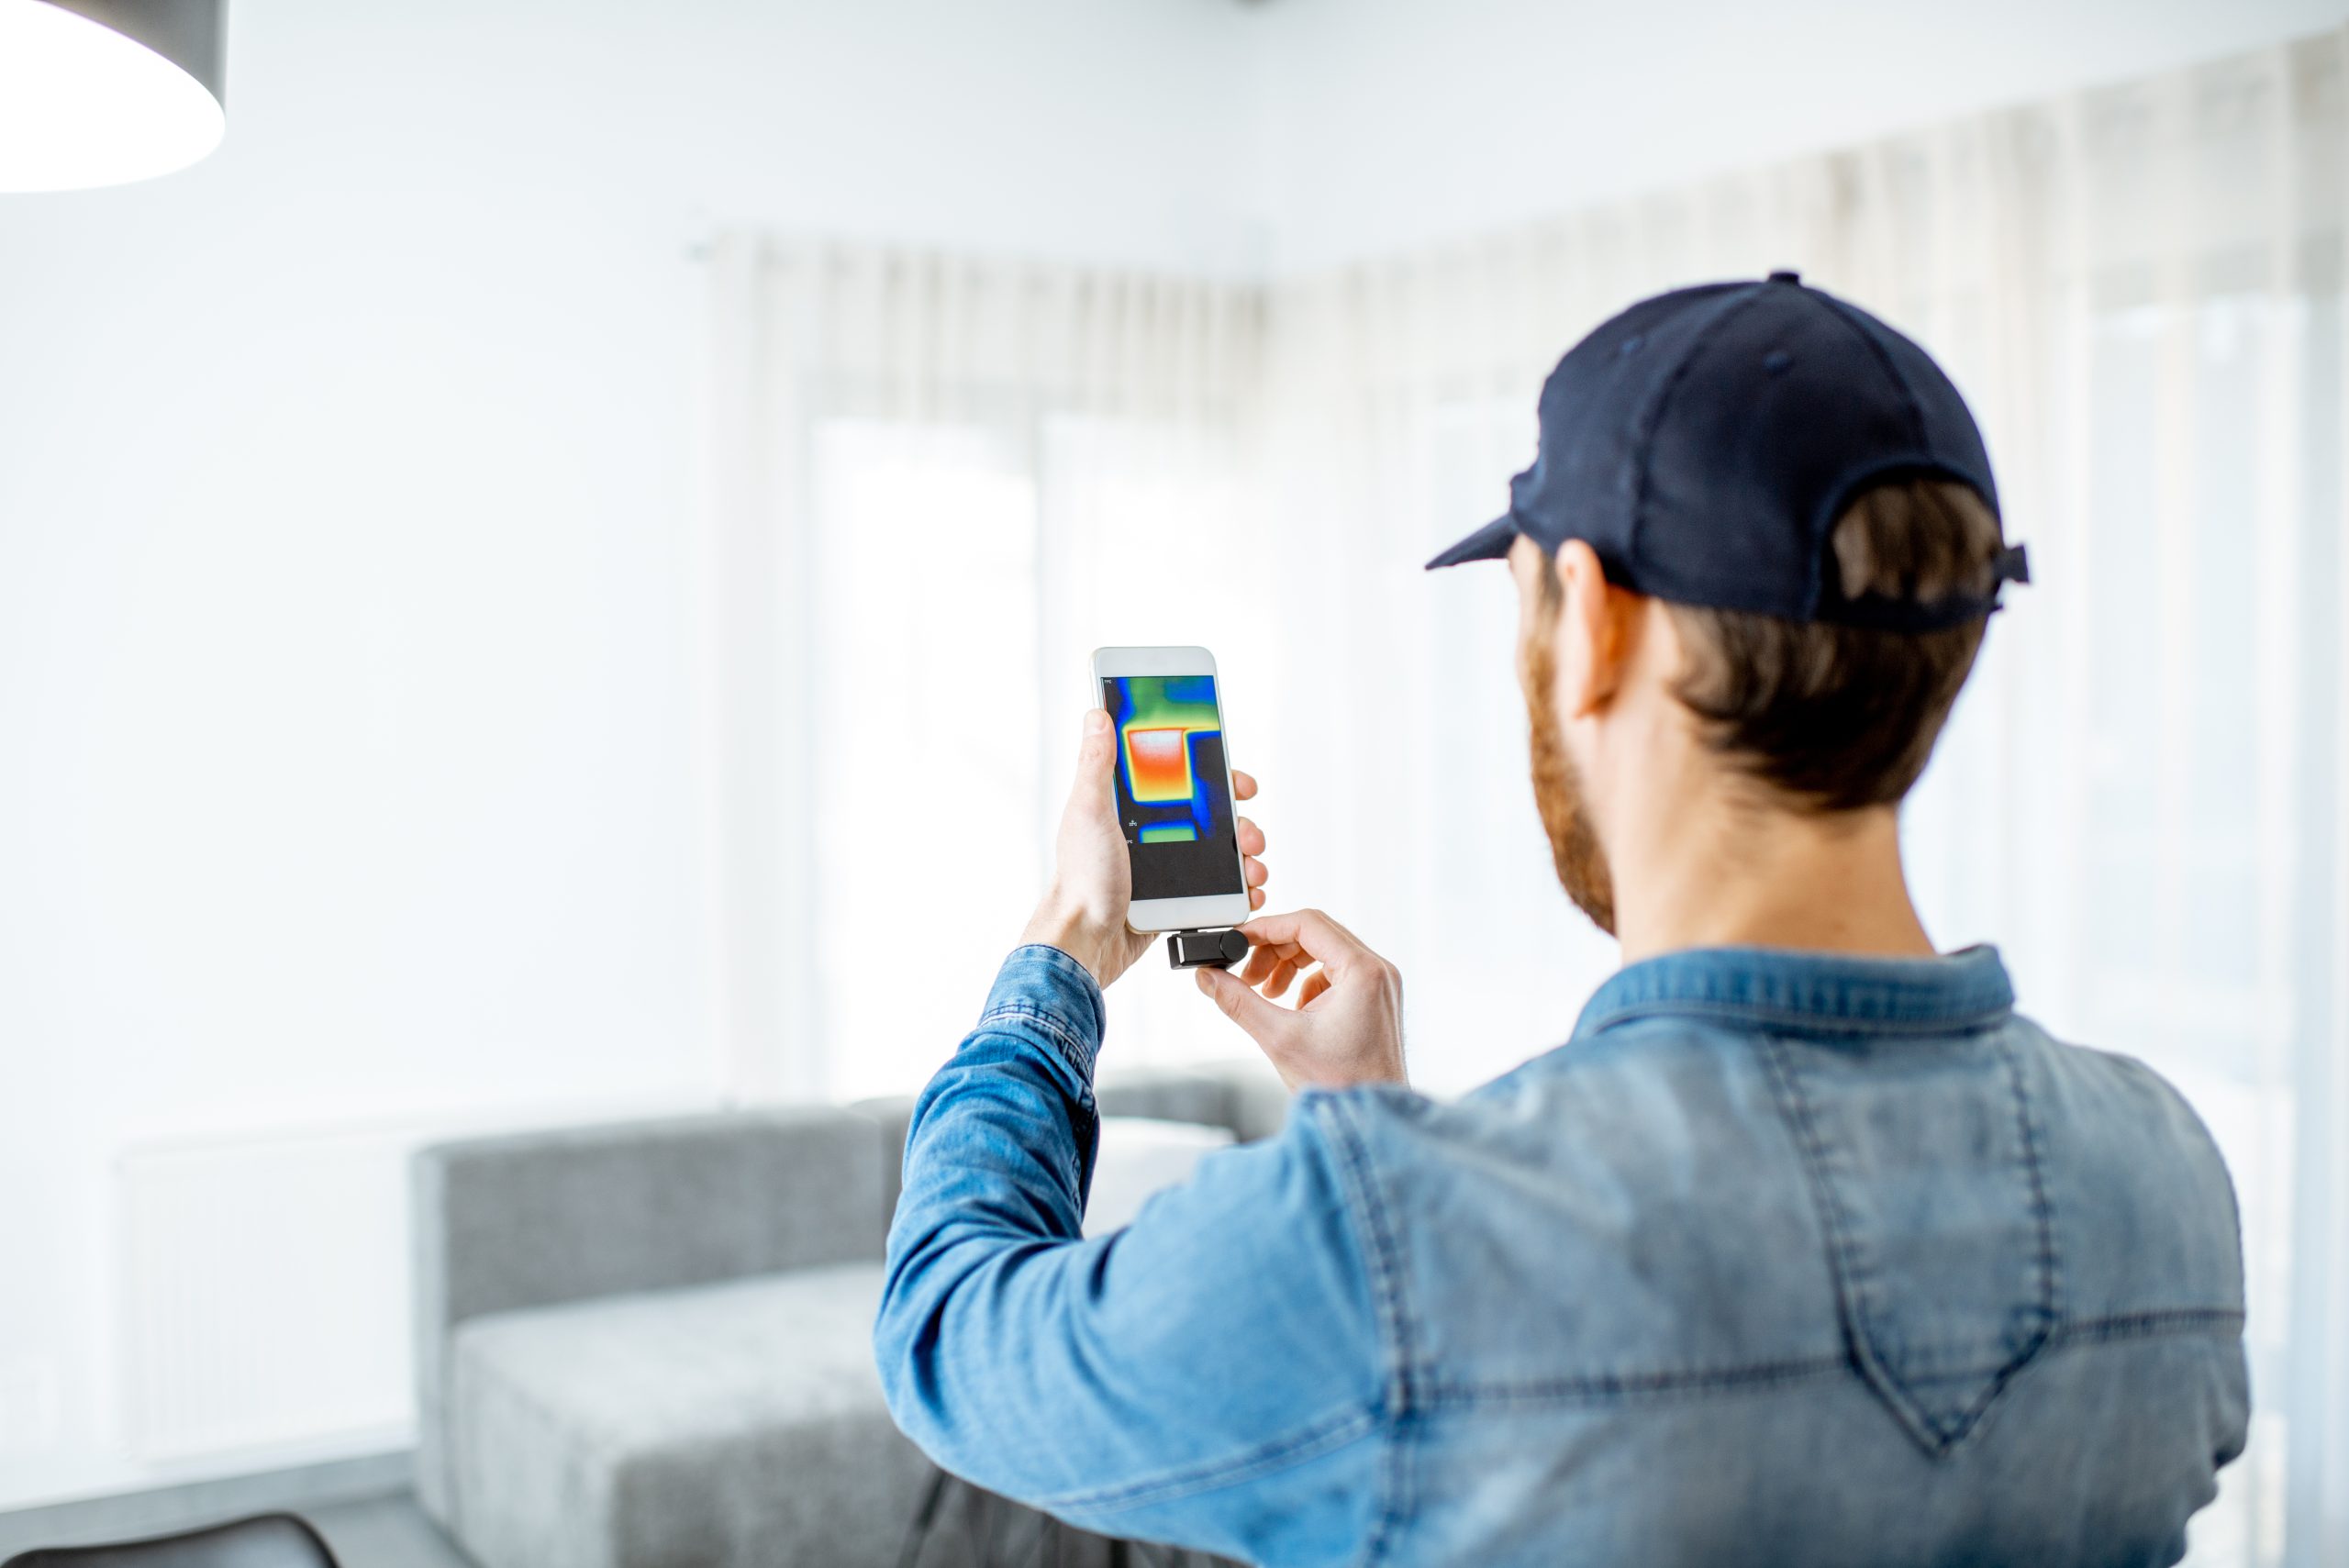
[1125,728,1193,803]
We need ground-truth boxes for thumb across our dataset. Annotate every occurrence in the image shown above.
[1070,708,1117,810]
[1195,966,1289,1048]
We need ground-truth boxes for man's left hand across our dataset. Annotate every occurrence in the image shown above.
[1020,707,1267,988]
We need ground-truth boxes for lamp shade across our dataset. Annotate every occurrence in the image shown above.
[0,0,226,192]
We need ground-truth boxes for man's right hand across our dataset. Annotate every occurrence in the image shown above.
[1194,909,1407,1090]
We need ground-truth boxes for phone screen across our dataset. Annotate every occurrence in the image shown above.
[1101,674,1245,902]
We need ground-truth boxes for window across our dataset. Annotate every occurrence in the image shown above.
[809,420,1046,1102]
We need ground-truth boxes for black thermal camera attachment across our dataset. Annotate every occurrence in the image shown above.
[1168,929,1250,970]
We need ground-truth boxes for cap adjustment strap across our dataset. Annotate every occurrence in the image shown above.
[1823,538,2032,631]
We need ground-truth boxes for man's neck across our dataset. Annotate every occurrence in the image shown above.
[1608,793,1938,967]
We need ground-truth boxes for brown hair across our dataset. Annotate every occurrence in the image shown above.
[1542,478,2003,813]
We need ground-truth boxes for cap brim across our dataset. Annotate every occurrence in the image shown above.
[1425,513,1518,570]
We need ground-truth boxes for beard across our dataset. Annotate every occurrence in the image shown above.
[1520,626,1618,937]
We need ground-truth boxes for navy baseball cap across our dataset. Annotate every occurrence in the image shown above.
[1428,271,2029,631]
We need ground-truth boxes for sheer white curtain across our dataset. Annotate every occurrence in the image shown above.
[703,239,1273,1105]
[1262,30,2348,1568]
[710,28,2346,1563]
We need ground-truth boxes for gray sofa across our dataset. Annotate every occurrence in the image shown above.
[411,1064,1287,1568]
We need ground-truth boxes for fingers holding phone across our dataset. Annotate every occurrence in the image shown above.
[1233,768,1267,912]
[1195,908,1408,1090]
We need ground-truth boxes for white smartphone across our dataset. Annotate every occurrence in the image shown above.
[1090,646,1254,934]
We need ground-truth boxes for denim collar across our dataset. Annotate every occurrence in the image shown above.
[1572,943,2016,1040]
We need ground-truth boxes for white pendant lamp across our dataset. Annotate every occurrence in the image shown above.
[0,0,226,192]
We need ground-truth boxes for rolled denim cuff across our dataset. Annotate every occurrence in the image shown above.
[977,943,1108,1083]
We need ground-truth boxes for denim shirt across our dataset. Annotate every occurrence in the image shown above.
[874,943,2248,1567]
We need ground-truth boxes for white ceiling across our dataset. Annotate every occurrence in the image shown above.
[44,0,2335,282]
[1246,0,2349,272]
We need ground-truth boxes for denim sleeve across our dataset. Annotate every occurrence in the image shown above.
[873,944,1384,1564]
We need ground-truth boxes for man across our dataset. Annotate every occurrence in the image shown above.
[874,273,2247,1566]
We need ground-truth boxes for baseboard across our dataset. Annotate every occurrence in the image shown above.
[0,1450,413,1556]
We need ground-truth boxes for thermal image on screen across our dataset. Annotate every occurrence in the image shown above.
[1102,673,1242,900]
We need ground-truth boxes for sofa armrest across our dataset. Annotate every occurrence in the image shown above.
[411,1106,889,1519]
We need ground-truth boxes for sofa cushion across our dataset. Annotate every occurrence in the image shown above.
[445,1263,930,1568]
[413,1107,895,1521]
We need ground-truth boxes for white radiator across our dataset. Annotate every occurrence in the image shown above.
[114,1124,420,1462]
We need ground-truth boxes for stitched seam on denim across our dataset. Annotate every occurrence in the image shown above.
[1756,1034,1942,1447]
[1930,1317,2241,1469]
[1762,1033,2065,1453]
[1316,1095,1410,1568]
[1932,1308,2249,1463]
[2003,1033,2060,1332]
[1864,1036,2062,1455]
[2054,1308,2245,1344]
[1628,289,1768,577]
[1419,1353,1849,1407]
[1042,1404,1377,1513]
[1584,997,2011,1040]
[1757,1035,1867,1328]
[1381,1414,1417,1568]
[974,1003,1094,1081]
[1318,1098,1414,1404]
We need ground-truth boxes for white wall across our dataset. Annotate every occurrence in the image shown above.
[1251,0,2349,272]
[0,0,1264,1508]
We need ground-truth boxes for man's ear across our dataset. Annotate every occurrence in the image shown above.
[1554,539,1631,720]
